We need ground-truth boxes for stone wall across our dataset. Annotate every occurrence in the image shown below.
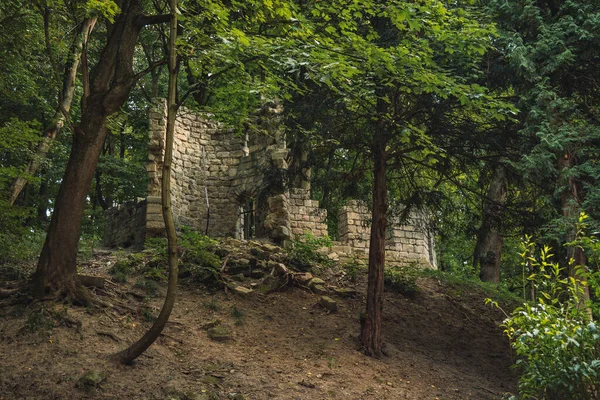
[288,188,328,237]
[146,100,289,240]
[327,200,437,268]
[103,200,147,249]
[105,101,437,269]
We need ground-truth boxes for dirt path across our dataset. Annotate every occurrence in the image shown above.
[0,267,516,399]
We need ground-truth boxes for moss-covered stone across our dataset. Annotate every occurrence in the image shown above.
[319,296,338,312]
[76,370,106,390]
[207,326,232,341]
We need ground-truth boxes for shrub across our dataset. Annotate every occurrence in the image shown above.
[139,227,222,285]
[495,236,600,399]
[384,265,421,297]
[109,259,135,283]
[287,233,333,270]
[343,258,363,282]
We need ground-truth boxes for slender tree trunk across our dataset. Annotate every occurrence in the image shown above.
[116,0,179,364]
[558,152,591,317]
[475,164,507,283]
[360,133,388,358]
[31,0,147,303]
[36,170,49,222]
[8,17,97,206]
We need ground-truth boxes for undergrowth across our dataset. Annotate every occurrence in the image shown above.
[488,220,600,400]
[287,233,333,271]
[108,226,222,288]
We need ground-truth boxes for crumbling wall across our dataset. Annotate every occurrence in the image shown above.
[103,200,147,249]
[328,200,437,268]
[146,100,288,239]
[106,101,437,269]
[288,188,328,237]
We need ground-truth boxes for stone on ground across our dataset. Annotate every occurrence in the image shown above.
[319,296,338,312]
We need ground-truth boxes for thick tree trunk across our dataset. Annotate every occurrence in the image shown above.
[558,152,591,316]
[116,0,179,363]
[31,120,107,304]
[31,0,145,303]
[360,134,388,358]
[475,164,507,283]
[8,17,97,206]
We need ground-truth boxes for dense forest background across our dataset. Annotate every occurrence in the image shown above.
[1,0,600,398]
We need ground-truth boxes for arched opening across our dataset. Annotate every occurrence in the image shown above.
[238,196,255,240]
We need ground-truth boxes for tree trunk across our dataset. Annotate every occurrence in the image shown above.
[31,0,146,303]
[475,164,507,283]
[360,133,388,358]
[116,0,179,364]
[31,121,108,304]
[8,17,96,206]
[558,152,591,316]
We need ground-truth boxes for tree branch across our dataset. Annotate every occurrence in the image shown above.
[136,14,170,27]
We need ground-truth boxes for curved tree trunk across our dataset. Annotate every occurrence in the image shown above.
[475,164,507,284]
[31,0,146,303]
[116,0,179,364]
[360,131,388,358]
[8,17,97,206]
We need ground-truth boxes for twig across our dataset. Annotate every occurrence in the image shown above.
[220,253,232,273]
[474,385,498,395]
[126,291,146,301]
[97,330,121,342]
[160,332,183,344]
[298,380,316,388]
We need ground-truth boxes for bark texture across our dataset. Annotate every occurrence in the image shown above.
[360,132,388,358]
[475,164,507,284]
[32,0,146,302]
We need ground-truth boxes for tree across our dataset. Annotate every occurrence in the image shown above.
[116,0,179,364]
[285,0,509,356]
[475,163,508,283]
[8,10,97,206]
[31,0,168,304]
[487,0,600,307]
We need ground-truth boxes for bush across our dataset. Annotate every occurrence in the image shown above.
[287,233,333,270]
[496,237,600,399]
[384,265,421,297]
[142,227,221,285]
[178,227,221,284]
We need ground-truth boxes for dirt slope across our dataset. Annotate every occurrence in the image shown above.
[0,250,516,400]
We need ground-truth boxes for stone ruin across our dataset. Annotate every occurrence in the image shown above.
[103,100,437,269]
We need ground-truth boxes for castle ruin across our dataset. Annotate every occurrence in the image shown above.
[103,101,437,269]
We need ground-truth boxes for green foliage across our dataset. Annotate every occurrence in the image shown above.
[231,306,244,326]
[178,227,221,284]
[342,258,363,283]
[134,278,160,297]
[23,306,54,335]
[384,265,421,298]
[287,233,333,270]
[203,298,220,312]
[497,236,600,399]
[143,266,167,281]
[109,258,137,283]
[141,308,155,322]
[568,213,600,320]
[0,118,43,262]
[0,230,45,266]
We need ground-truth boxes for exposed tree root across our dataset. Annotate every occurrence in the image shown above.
[0,287,23,299]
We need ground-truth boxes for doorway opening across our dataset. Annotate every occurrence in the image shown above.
[239,197,255,239]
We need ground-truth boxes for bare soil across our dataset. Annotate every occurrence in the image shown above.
[0,250,517,400]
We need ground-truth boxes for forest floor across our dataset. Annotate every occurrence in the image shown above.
[0,242,518,400]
